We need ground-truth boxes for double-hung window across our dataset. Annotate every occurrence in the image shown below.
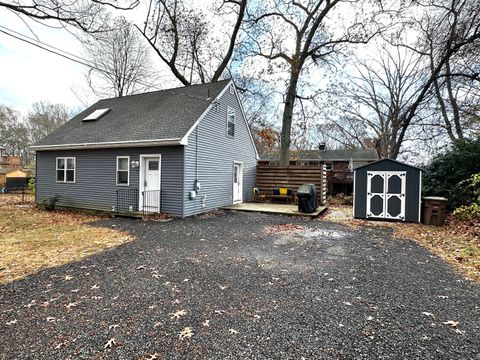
[227,106,235,138]
[116,156,130,186]
[56,157,75,183]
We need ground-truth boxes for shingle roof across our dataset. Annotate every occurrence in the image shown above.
[261,149,379,161]
[33,80,231,148]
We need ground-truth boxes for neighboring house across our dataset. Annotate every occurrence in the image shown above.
[31,80,259,217]
[0,147,22,170]
[0,168,30,189]
[259,146,379,195]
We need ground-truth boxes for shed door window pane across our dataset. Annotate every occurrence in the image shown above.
[67,158,75,169]
[227,108,235,137]
[117,157,129,185]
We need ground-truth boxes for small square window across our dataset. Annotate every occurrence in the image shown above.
[325,162,333,171]
[229,85,234,94]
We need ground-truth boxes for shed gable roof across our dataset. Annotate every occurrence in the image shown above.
[32,80,231,150]
[353,158,423,171]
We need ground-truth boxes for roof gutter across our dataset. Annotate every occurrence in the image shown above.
[30,138,183,151]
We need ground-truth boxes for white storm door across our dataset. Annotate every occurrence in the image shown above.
[367,171,406,220]
[142,157,161,212]
[233,162,243,203]
[385,172,406,220]
[367,171,386,218]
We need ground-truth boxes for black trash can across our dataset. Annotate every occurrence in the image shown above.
[297,184,317,213]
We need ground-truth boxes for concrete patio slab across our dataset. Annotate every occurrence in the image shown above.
[222,202,327,217]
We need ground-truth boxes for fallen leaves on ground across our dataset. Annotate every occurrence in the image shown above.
[263,223,306,235]
[178,327,193,340]
[0,194,133,284]
[104,338,116,349]
[169,310,186,320]
[324,205,480,282]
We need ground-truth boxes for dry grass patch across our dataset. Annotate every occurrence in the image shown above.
[0,194,133,284]
[323,205,480,282]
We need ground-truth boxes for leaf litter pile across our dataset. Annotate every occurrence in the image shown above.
[323,205,480,282]
[0,194,133,284]
[263,223,306,235]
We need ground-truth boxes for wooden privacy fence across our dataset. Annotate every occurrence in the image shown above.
[256,165,327,205]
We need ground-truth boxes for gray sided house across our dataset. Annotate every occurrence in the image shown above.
[32,80,258,217]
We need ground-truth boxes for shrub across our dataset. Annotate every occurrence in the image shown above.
[28,178,35,196]
[38,194,60,211]
[423,138,480,209]
[453,173,480,221]
[454,204,480,221]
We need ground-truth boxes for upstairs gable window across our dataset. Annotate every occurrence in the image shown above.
[227,106,235,138]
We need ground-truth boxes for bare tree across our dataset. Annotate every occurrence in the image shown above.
[415,0,480,142]
[388,0,480,157]
[0,0,138,33]
[137,0,247,85]
[83,17,157,98]
[26,102,70,144]
[0,105,29,162]
[247,0,386,165]
[318,46,428,158]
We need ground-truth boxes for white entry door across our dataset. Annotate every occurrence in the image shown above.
[366,171,406,221]
[233,162,243,204]
[140,156,161,212]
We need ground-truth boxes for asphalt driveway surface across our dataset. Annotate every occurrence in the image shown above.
[1,211,479,359]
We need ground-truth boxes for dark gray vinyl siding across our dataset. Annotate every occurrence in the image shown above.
[354,160,422,222]
[36,146,184,217]
[183,88,257,217]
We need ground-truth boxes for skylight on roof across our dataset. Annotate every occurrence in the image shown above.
[82,108,110,121]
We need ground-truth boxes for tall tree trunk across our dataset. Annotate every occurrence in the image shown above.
[444,59,464,140]
[279,70,300,166]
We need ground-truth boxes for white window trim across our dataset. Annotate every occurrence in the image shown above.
[227,106,235,138]
[56,157,76,183]
[116,156,130,186]
[229,85,234,94]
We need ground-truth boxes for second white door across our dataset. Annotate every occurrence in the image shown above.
[233,162,243,204]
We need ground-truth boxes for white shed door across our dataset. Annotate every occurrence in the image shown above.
[367,171,406,220]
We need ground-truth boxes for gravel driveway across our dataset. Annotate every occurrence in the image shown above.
[1,211,479,359]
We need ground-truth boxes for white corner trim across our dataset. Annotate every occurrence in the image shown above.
[180,80,234,146]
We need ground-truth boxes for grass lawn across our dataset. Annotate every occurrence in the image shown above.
[324,205,480,282]
[0,194,133,284]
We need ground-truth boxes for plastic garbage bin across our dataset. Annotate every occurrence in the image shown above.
[422,196,448,226]
[297,183,317,213]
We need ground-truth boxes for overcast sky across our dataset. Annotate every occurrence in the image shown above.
[0,9,91,114]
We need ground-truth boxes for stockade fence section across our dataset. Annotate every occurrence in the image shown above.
[256,165,327,205]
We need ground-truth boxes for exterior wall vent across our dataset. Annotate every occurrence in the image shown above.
[82,108,110,121]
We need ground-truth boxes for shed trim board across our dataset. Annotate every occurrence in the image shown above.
[139,154,162,212]
[418,172,422,223]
